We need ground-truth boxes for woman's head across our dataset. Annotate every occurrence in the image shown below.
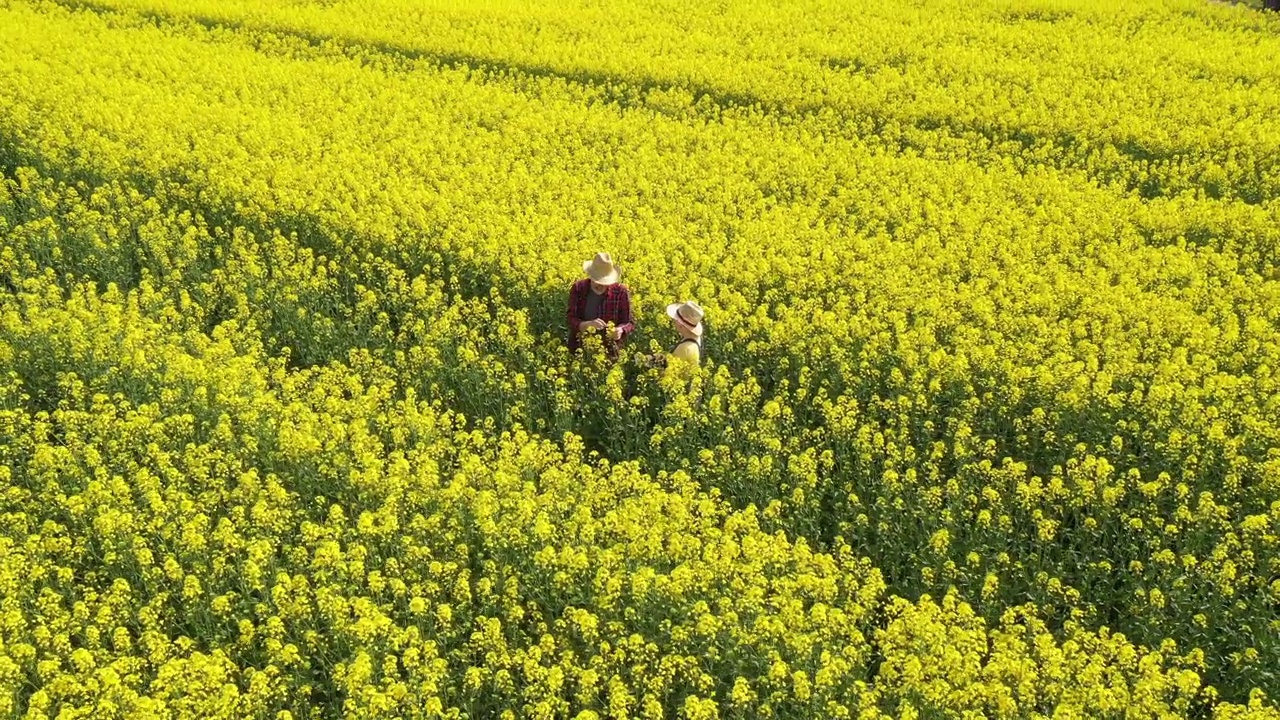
[667,300,704,339]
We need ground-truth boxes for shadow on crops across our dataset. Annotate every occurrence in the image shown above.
[0,139,659,459]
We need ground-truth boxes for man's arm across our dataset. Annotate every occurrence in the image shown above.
[614,286,635,336]
[567,280,586,331]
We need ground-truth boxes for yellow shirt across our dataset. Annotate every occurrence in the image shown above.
[671,339,701,367]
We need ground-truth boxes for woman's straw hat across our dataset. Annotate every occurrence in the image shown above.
[583,252,621,285]
[666,300,704,336]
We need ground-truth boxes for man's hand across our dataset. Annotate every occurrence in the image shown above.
[611,326,625,341]
[578,319,606,332]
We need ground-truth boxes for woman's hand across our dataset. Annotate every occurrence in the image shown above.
[642,352,668,369]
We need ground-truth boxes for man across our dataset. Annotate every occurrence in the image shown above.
[566,252,634,358]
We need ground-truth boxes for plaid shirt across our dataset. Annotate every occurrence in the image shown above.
[567,278,634,353]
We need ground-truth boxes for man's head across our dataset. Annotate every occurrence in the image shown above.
[583,251,621,288]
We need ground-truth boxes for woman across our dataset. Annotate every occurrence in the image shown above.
[566,251,634,358]
[648,300,704,371]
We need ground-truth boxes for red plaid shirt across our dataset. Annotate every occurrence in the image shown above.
[567,279,634,353]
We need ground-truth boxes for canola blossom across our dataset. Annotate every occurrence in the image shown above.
[1,0,1279,716]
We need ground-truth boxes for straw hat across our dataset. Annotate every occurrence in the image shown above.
[666,300,704,336]
[583,252,621,285]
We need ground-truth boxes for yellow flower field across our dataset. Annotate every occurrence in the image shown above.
[1,0,1279,716]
